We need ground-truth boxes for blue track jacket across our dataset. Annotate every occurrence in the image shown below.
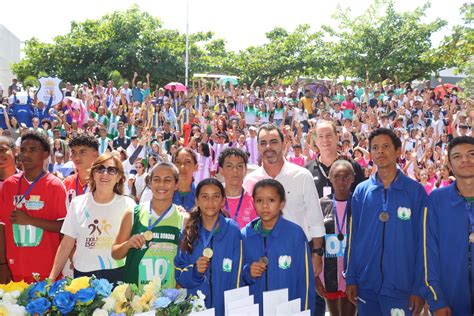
[241,216,315,314]
[174,215,243,316]
[345,171,427,299]
[421,183,472,315]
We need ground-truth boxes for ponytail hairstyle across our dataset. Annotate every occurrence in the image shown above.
[180,178,226,253]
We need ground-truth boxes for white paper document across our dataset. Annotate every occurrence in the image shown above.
[275,298,301,316]
[228,295,254,312]
[263,288,288,316]
[224,286,250,315]
[228,304,259,316]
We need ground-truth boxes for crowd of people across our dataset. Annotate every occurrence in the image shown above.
[0,74,473,316]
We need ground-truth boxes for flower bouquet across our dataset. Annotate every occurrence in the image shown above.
[17,275,112,315]
[0,280,29,315]
[4,275,206,315]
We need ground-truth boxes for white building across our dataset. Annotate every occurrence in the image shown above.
[0,25,21,97]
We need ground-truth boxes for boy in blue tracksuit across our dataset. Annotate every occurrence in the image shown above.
[345,128,426,315]
[174,179,242,316]
[241,179,315,315]
[421,136,474,315]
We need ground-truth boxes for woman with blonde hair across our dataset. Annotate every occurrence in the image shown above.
[49,152,136,283]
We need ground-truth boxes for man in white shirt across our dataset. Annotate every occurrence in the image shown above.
[243,124,326,277]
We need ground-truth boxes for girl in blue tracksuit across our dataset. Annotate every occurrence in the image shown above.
[174,178,242,316]
[241,179,315,315]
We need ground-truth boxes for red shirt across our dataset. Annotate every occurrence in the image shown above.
[0,172,67,282]
[183,122,192,146]
[64,173,88,205]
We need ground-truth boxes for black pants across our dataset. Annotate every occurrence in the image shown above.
[74,267,124,284]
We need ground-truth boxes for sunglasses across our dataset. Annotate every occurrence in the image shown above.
[95,165,119,175]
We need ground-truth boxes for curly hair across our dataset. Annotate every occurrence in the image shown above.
[68,134,99,152]
[180,178,226,254]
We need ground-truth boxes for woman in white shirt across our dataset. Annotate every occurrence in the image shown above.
[49,152,136,283]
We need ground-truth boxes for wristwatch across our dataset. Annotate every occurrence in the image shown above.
[312,247,324,256]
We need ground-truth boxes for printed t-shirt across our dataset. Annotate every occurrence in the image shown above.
[0,172,67,282]
[123,203,185,289]
[61,193,136,272]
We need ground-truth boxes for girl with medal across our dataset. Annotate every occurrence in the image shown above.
[174,178,242,316]
[112,162,186,289]
[241,179,315,315]
[317,160,356,316]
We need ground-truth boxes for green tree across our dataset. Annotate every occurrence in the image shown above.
[426,3,474,74]
[11,5,219,87]
[323,0,447,82]
[221,25,327,84]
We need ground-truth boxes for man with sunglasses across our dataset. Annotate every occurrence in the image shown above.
[0,132,67,283]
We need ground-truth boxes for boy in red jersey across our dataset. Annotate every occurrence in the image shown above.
[63,134,99,204]
[0,132,67,283]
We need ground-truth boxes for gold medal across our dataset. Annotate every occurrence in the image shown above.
[143,231,153,241]
[259,256,269,265]
[469,233,474,244]
[203,248,214,259]
[379,212,389,222]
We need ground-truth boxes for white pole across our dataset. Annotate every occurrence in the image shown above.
[185,0,189,89]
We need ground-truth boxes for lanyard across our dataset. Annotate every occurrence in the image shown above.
[148,201,173,231]
[203,217,219,248]
[378,170,400,212]
[16,171,46,208]
[465,198,474,295]
[75,176,88,196]
[225,189,245,221]
[332,195,351,235]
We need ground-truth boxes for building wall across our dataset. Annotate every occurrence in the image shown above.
[0,25,21,97]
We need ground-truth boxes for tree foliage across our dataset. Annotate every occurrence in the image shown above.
[425,3,474,75]
[11,1,470,87]
[11,5,216,86]
[322,0,446,82]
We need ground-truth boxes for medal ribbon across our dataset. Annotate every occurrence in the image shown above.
[332,195,351,235]
[16,171,46,208]
[203,216,219,249]
[378,170,400,213]
[75,176,88,196]
[225,189,245,221]
[148,201,173,231]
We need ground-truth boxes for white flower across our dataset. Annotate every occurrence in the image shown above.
[92,308,109,316]
[10,291,21,299]
[191,290,206,312]
[102,296,117,311]
[1,292,17,304]
[0,289,4,298]
[0,302,26,316]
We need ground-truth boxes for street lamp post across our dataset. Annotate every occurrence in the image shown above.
[185,0,189,90]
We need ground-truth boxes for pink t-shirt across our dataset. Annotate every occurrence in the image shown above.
[288,155,306,167]
[226,190,257,229]
[319,200,348,292]
[423,182,434,195]
[438,179,452,188]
